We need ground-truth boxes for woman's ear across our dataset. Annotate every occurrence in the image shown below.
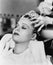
[31,33,36,40]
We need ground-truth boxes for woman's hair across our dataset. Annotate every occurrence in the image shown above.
[23,11,39,34]
[19,10,43,41]
[20,10,45,41]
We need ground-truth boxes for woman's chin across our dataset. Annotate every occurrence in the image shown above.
[13,37,24,43]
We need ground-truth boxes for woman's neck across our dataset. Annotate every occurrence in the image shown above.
[13,42,29,54]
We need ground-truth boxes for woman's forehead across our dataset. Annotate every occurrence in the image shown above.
[18,17,32,26]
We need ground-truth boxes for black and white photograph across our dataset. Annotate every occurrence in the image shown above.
[0,0,53,65]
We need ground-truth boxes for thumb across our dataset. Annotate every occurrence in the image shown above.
[2,42,10,56]
[37,24,44,32]
[4,42,10,51]
[4,38,11,51]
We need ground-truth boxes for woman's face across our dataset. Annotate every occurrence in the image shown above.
[12,18,34,43]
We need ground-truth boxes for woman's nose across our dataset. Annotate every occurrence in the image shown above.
[16,26,20,31]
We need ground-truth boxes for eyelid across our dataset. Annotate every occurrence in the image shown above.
[17,24,27,29]
[22,26,27,29]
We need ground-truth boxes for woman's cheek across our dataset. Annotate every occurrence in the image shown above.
[26,31,32,40]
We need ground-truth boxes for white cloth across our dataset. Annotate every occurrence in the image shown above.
[0,34,52,65]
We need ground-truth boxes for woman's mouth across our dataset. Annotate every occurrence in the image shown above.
[14,32,19,35]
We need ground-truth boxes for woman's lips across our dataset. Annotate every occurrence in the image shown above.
[14,32,19,35]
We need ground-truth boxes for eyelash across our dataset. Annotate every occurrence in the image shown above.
[22,26,27,29]
[15,24,27,29]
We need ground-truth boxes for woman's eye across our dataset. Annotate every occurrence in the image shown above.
[22,26,27,29]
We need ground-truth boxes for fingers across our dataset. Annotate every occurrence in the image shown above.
[37,24,44,32]
[4,41,10,51]
[4,38,11,51]
[24,10,35,17]
[30,15,44,32]
[31,19,40,24]
[27,10,36,16]
[3,42,13,55]
[31,15,43,24]
[34,20,44,32]
[34,20,44,27]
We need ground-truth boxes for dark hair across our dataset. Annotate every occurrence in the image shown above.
[18,9,47,41]
[23,13,46,41]
[24,15,31,19]
[24,14,40,37]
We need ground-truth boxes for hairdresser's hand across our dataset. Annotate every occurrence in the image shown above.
[31,15,45,32]
[38,1,52,15]
[31,15,53,32]
[26,10,44,32]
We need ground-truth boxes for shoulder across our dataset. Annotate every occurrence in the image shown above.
[37,41,44,47]
[30,40,44,47]
[29,40,44,50]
